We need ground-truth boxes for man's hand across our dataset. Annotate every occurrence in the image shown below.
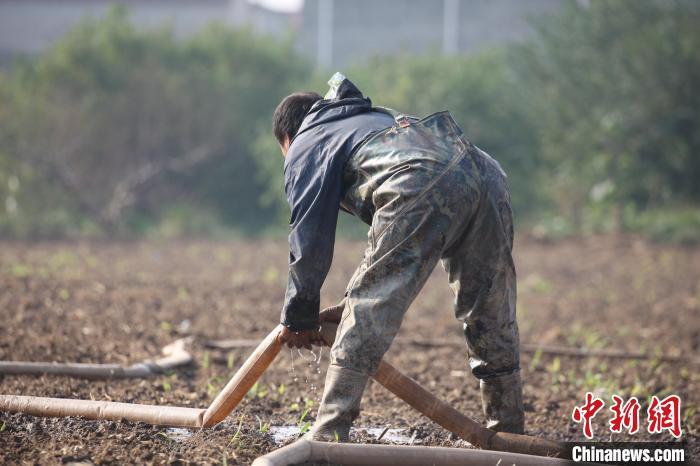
[278,327,317,350]
[279,299,345,349]
[319,299,345,324]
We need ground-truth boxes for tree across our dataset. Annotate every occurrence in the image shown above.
[0,7,310,236]
[515,0,700,228]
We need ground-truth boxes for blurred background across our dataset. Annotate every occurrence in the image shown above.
[0,0,698,242]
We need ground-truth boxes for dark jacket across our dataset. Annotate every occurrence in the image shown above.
[281,80,394,330]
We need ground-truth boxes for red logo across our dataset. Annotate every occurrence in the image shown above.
[572,392,605,439]
[647,395,682,438]
[573,393,683,439]
[609,395,641,434]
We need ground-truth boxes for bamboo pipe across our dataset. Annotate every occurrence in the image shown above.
[201,324,284,427]
[318,322,567,458]
[0,362,152,378]
[0,395,204,428]
[0,327,285,429]
[252,438,312,466]
[0,338,192,379]
[253,439,587,466]
[374,359,565,456]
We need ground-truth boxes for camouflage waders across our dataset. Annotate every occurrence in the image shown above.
[310,110,524,441]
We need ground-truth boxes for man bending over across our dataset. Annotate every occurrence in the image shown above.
[274,73,523,441]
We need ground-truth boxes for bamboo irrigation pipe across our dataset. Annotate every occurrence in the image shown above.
[0,326,284,429]
[374,359,565,456]
[318,322,567,458]
[252,439,586,466]
[0,395,204,428]
[201,324,284,427]
[0,338,192,379]
[0,320,564,460]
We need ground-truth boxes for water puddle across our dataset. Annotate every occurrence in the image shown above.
[359,427,418,444]
[167,424,471,448]
[165,427,194,441]
[269,425,419,445]
[270,425,302,444]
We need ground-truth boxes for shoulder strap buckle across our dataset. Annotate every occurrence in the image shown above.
[396,115,411,128]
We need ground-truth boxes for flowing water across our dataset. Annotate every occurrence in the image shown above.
[288,346,325,404]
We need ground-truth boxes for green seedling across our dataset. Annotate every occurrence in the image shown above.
[630,376,649,398]
[162,381,172,392]
[228,414,245,449]
[263,266,280,285]
[256,415,270,434]
[247,382,259,399]
[547,357,561,386]
[651,361,666,377]
[177,286,190,300]
[529,348,542,371]
[247,381,269,399]
[584,331,608,349]
[529,275,553,294]
[297,407,311,434]
[227,352,235,369]
[202,351,210,369]
[10,264,32,278]
[299,421,311,435]
[0,421,6,433]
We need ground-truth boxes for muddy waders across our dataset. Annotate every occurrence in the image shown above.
[309,110,524,441]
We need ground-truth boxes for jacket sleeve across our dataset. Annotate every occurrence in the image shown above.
[281,144,343,331]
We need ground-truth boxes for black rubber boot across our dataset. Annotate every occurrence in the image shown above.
[307,364,369,442]
[480,371,525,434]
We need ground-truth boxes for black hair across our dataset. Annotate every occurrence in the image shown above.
[272,91,322,144]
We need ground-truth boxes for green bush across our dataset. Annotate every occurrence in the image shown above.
[515,0,700,228]
[0,7,310,237]
[1,2,698,243]
[624,206,700,245]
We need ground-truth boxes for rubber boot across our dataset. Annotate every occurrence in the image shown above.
[307,364,369,442]
[480,371,525,434]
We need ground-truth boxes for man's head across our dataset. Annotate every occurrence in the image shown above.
[273,91,322,156]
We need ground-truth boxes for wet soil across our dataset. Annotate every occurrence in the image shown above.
[0,235,698,464]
